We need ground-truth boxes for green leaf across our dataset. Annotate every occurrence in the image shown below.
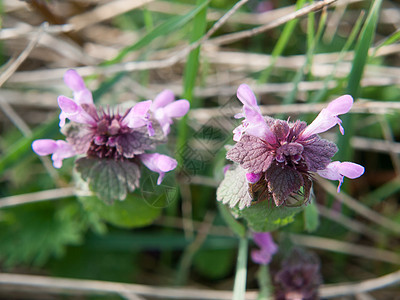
[78,194,161,229]
[216,165,252,210]
[76,158,140,204]
[0,202,85,267]
[193,249,235,280]
[303,199,319,232]
[108,0,210,64]
[239,201,303,232]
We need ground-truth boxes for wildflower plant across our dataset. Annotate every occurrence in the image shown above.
[217,84,364,231]
[32,70,189,204]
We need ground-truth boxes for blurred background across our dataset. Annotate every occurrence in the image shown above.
[1,0,400,299]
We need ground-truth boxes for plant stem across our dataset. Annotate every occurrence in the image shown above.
[257,264,272,300]
[233,236,248,300]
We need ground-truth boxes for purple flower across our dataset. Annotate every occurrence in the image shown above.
[251,232,278,265]
[219,84,364,207]
[32,69,188,199]
[32,139,75,168]
[233,84,275,144]
[317,161,365,192]
[274,249,321,300]
[301,95,353,138]
[150,89,190,136]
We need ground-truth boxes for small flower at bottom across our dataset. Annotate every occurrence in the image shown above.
[274,248,322,300]
[251,232,278,265]
[217,84,364,208]
[32,69,189,203]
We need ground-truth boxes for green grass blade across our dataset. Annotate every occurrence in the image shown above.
[280,4,327,110]
[336,0,382,162]
[176,0,209,167]
[310,11,365,103]
[174,0,208,280]
[257,0,307,84]
[108,2,210,65]
[0,117,59,176]
[372,28,400,56]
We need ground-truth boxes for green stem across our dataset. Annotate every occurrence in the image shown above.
[233,236,248,300]
[257,264,272,300]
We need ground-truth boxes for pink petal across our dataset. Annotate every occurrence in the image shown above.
[140,153,177,185]
[237,84,259,109]
[152,90,175,111]
[316,161,342,181]
[64,69,86,92]
[223,164,232,175]
[302,95,354,138]
[245,110,276,144]
[164,100,190,118]
[133,100,152,115]
[234,84,276,144]
[326,95,353,115]
[317,161,364,192]
[32,139,58,156]
[233,124,245,142]
[58,96,96,126]
[122,100,152,129]
[246,172,262,183]
[338,162,365,179]
[52,140,76,168]
[74,89,93,105]
[58,96,79,114]
[32,139,75,168]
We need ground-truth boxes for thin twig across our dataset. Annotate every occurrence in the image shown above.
[378,115,400,177]
[176,212,216,285]
[320,269,400,298]
[0,273,258,300]
[290,234,400,265]
[0,188,76,209]
[0,97,31,136]
[0,22,58,179]
[6,2,345,83]
[68,0,155,31]
[316,178,400,234]
[1,269,400,299]
[190,100,400,123]
[208,0,337,46]
[316,204,383,242]
[0,23,47,87]
[180,183,194,239]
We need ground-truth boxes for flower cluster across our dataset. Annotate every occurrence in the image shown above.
[32,69,189,200]
[274,248,321,300]
[218,84,364,208]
